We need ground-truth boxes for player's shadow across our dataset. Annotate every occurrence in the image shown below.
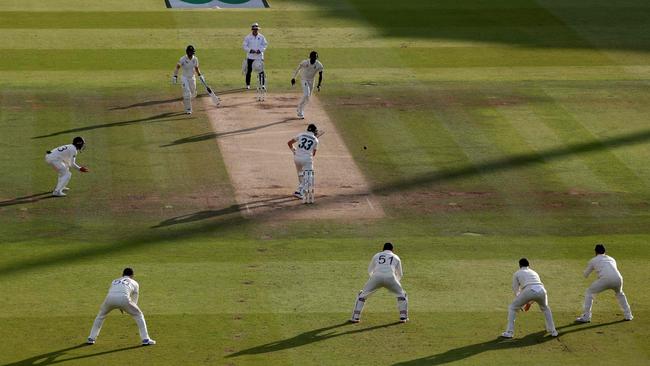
[227,321,400,358]
[108,96,183,110]
[0,192,54,207]
[32,112,188,139]
[151,196,296,228]
[161,117,297,147]
[392,320,626,366]
[3,343,141,366]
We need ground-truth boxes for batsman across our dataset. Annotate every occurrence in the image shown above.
[171,45,212,114]
[287,123,320,203]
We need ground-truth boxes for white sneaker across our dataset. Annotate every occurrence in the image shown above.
[185,109,192,115]
[52,191,66,197]
[399,317,409,323]
[624,315,633,321]
[575,315,591,323]
[500,331,514,338]
[293,191,303,199]
[297,112,304,119]
[142,339,156,346]
[246,85,251,90]
[550,330,559,337]
[86,337,95,345]
[348,319,360,324]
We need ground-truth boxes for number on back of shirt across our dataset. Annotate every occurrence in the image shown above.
[298,137,314,151]
[378,255,393,265]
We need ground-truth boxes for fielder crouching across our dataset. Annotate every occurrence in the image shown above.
[350,242,409,323]
[45,136,89,197]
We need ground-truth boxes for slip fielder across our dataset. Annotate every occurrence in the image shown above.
[172,45,208,115]
[576,244,633,323]
[44,136,89,197]
[291,51,324,119]
[501,258,558,338]
[87,268,156,346]
[350,242,409,323]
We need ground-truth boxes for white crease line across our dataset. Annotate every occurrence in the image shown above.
[366,197,375,211]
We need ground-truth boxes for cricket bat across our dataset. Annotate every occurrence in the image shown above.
[199,77,221,107]
[316,130,325,138]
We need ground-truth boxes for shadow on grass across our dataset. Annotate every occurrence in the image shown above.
[0,192,54,207]
[392,320,627,366]
[31,112,188,139]
[151,196,296,228]
[107,89,246,111]
[227,321,400,358]
[4,343,142,366]
[1,129,649,277]
[161,117,298,147]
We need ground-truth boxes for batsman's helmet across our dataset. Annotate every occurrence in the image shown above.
[123,267,134,276]
[186,45,196,56]
[595,244,606,254]
[72,136,85,151]
[307,123,318,134]
[383,242,394,251]
[309,51,318,59]
[519,258,530,267]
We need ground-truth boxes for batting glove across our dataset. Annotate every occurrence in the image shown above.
[171,75,178,84]
[291,78,296,86]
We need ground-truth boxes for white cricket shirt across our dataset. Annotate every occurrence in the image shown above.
[47,144,81,169]
[293,60,324,82]
[512,267,544,295]
[293,131,319,160]
[107,276,140,302]
[242,33,268,60]
[584,254,623,279]
[178,55,199,77]
[368,250,403,280]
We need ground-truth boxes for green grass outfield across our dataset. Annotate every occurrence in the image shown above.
[1,0,649,364]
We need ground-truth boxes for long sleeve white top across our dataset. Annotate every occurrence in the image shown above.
[584,254,623,280]
[368,250,403,280]
[107,276,140,303]
[242,33,268,60]
[512,267,544,295]
[47,144,81,170]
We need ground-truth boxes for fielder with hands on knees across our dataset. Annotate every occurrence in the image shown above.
[45,136,89,197]
[291,50,323,119]
[575,244,633,323]
[172,45,208,115]
[350,242,409,324]
[87,267,156,346]
[287,124,319,201]
[242,22,267,89]
[501,258,558,339]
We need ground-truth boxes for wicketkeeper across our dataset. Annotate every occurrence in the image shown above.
[501,258,558,338]
[45,136,89,197]
[350,242,409,323]
[87,268,156,346]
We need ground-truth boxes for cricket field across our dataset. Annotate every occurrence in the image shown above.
[0,0,649,365]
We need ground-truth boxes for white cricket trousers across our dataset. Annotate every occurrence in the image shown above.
[182,75,197,112]
[89,294,151,341]
[583,276,632,319]
[45,155,71,193]
[352,273,408,321]
[297,79,315,116]
[506,285,556,334]
[293,155,314,192]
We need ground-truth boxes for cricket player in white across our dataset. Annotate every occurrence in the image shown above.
[87,268,156,346]
[350,242,409,323]
[287,124,319,200]
[501,258,558,338]
[576,244,633,323]
[242,22,267,89]
[291,51,324,119]
[44,136,89,197]
[172,45,207,114]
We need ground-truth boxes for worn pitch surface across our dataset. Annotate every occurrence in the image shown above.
[204,92,384,219]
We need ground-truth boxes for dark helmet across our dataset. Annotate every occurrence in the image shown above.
[309,50,318,60]
[383,242,394,251]
[186,45,195,56]
[72,136,85,151]
[307,123,318,134]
